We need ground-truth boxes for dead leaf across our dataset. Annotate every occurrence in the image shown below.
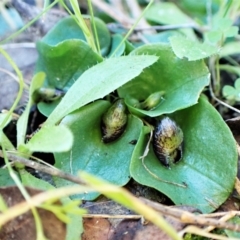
[82,218,112,240]
[0,186,66,240]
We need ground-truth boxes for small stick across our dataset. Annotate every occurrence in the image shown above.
[204,211,237,232]
[179,225,240,240]
[0,150,86,185]
[140,197,240,232]
[83,214,141,219]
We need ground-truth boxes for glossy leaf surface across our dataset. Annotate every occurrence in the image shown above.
[54,101,142,200]
[130,96,237,213]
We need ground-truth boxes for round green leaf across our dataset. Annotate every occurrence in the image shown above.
[41,16,111,56]
[234,78,240,90]
[36,40,103,90]
[130,96,237,213]
[118,44,209,117]
[54,101,143,200]
[37,99,61,117]
[222,85,237,100]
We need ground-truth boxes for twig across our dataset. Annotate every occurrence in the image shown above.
[83,214,141,219]
[0,150,86,185]
[204,211,237,232]
[179,225,240,240]
[107,23,201,33]
[0,67,19,82]
[1,42,36,49]
[140,197,240,232]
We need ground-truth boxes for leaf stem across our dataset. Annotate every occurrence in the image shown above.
[87,0,100,54]
[0,48,24,129]
[68,0,97,52]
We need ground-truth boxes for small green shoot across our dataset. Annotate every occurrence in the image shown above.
[222,78,240,103]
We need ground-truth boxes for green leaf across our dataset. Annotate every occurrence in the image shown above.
[220,42,240,57]
[24,125,73,153]
[0,131,15,151]
[222,85,237,100]
[108,34,125,57]
[21,169,54,190]
[145,2,197,40]
[37,99,61,117]
[219,64,240,76]
[170,35,220,60]
[204,30,222,44]
[130,96,237,213]
[17,72,46,147]
[146,2,192,24]
[225,217,240,238]
[41,16,111,56]
[36,40,103,90]
[209,16,238,39]
[54,101,143,200]
[225,26,239,38]
[0,195,8,212]
[118,44,209,117]
[0,112,12,128]
[235,78,240,90]
[0,8,23,36]
[143,31,183,44]
[45,55,158,125]
[0,168,16,187]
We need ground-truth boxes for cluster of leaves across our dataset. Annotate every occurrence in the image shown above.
[22,1,239,214]
[0,2,240,238]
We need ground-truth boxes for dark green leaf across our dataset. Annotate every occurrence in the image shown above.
[36,40,103,90]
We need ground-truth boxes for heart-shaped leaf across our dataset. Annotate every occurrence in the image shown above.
[130,96,237,213]
[118,44,209,117]
[54,101,143,200]
[36,40,103,90]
